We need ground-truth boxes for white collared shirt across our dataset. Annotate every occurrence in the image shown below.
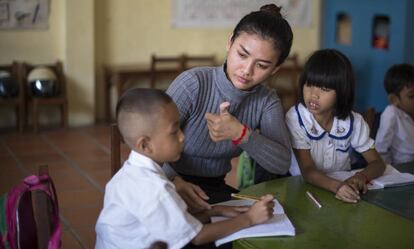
[286,103,374,174]
[375,105,414,165]
[95,151,202,249]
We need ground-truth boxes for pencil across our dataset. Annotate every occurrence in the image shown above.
[231,193,261,201]
[306,191,322,208]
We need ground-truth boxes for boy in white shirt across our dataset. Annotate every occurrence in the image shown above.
[376,64,414,165]
[95,88,275,249]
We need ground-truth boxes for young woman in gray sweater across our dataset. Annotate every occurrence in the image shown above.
[166,4,293,210]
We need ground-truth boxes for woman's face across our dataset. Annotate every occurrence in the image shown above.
[226,32,280,90]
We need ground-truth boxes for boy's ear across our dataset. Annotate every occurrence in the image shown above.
[388,93,399,106]
[135,136,153,155]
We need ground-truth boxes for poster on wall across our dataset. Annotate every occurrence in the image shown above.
[172,0,312,28]
[0,0,49,30]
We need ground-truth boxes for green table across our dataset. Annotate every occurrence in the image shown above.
[234,176,414,249]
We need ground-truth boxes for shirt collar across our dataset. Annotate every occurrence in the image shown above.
[295,103,353,140]
[127,150,166,176]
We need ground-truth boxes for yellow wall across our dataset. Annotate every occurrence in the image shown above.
[1,0,321,128]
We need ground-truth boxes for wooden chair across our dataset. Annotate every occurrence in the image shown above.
[363,107,381,139]
[266,53,302,112]
[0,62,25,132]
[149,54,186,89]
[22,61,68,132]
[183,54,216,69]
[111,123,123,176]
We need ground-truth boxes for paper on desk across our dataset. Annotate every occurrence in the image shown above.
[211,199,295,246]
[328,164,414,190]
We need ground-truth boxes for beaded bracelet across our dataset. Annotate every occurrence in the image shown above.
[232,124,248,145]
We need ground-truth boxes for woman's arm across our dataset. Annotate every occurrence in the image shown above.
[240,96,291,175]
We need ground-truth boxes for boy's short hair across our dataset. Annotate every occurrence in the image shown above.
[384,63,414,96]
[115,88,173,146]
[298,49,355,120]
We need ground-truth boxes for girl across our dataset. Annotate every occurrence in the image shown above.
[286,49,386,203]
[166,4,293,209]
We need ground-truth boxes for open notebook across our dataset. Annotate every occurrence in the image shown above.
[211,199,295,246]
[328,164,414,190]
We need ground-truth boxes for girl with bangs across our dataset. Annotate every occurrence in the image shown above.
[286,49,385,203]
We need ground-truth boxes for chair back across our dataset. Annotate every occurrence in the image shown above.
[363,107,381,139]
[150,54,186,89]
[183,54,216,69]
[111,123,123,176]
[266,53,302,112]
[0,62,25,131]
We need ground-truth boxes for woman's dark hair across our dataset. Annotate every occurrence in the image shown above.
[384,63,414,96]
[298,49,355,120]
[231,4,293,66]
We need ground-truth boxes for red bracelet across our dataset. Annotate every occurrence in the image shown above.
[232,124,248,145]
[356,172,371,184]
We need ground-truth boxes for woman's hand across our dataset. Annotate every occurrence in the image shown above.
[173,176,211,212]
[335,182,360,203]
[204,102,244,142]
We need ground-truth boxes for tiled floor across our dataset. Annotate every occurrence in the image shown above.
[0,125,238,249]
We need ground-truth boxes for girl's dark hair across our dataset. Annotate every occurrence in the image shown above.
[384,63,414,96]
[298,49,355,120]
[231,4,293,66]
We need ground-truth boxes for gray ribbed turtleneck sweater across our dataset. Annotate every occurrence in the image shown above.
[166,65,291,177]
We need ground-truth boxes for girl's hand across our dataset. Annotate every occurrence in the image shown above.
[204,102,244,142]
[212,205,249,218]
[345,174,368,194]
[246,194,275,225]
[335,182,360,203]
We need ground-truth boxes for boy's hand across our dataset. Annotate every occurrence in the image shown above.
[335,182,360,203]
[212,205,249,218]
[246,194,275,225]
[173,176,211,212]
[345,174,368,194]
[205,102,244,142]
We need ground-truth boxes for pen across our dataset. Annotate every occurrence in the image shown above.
[231,193,261,201]
[306,191,322,208]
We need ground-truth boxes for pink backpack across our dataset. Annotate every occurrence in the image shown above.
[0,172,61,249]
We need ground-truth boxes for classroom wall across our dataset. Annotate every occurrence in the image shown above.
[1,0,322,128]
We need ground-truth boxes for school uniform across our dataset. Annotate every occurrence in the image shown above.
[286,103,374,175]
[375,105,414,165]
[95,151,202,249]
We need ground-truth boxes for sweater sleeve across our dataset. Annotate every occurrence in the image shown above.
[240,92,291,175]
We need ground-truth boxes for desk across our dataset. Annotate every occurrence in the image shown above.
[234,175,414,249]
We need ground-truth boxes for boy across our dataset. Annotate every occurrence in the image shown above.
[95,88,275,249]
[376,63,414,165]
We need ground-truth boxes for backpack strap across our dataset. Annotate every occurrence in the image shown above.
[6,174,61,249]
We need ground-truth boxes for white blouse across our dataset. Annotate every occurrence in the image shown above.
[286,103,374,174]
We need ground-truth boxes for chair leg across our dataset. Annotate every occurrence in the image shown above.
[33,102,39,132]
[18,104,24,132]
[61,103,68,129]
